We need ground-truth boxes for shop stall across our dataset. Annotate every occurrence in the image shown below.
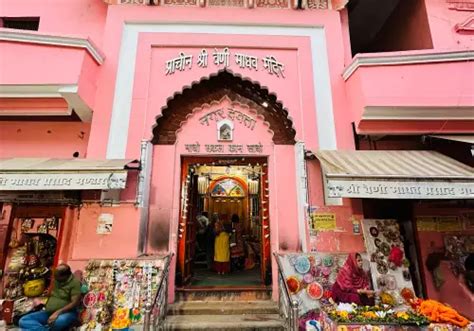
[278,218,473,330]
[79,258,165,331]
[0,206,65,324]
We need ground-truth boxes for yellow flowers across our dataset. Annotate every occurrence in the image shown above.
[362,311,377,319]
[338,311,349,319]
[396,312,410,320]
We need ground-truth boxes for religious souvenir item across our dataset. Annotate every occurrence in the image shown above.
[377,261,388,275]
[286,276,300,294]
[388,246,403,267]
[369,226,379,237]
[295,256,311,274]
[400,287,415,303]
[46,217,58,230]
[377,276,387,290]
[21,218,34,232]
[386,275,397,290]
[380,242,391,256]
[314,256,322,266]
[307,282,324,300]
[403,269,411,281]
[322,256,333,267]
[380,291,396,306]
[376,220,383,230]
[303,273,314,284]
[289,255,297,266]
[321,266,331,277]
[37,224,48,234]
[370,252,378,263]
[310,265,320,277]
[374,238,382,248]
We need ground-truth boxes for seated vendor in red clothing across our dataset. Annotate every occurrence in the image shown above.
[331,253,375,306]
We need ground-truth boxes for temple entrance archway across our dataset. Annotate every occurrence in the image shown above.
[149,71,299,292]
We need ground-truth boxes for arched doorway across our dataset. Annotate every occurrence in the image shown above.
[150,71,296,290]
[151,70,296,145]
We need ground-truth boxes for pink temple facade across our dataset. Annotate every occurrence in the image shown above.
[0,0,473,323]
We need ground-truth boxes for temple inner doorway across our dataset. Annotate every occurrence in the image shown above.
[176,157,270,289]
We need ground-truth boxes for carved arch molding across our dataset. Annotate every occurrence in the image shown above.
[151,70,296,145]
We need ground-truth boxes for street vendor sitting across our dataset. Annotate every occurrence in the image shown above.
[331,253,375,306]
[19,264,81,331]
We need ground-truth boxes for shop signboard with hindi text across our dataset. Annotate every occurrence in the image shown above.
[0,172,128,191]
[325,179,474,199]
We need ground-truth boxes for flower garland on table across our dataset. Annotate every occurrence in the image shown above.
[411,299,470,328]
[326,304,429,326]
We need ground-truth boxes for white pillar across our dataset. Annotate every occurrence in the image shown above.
[294,141,308,252]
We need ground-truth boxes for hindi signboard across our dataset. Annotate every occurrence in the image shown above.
[325,179,474,200]
[310,213,336,232]
[164,48,286,78]
[0,172,128,191]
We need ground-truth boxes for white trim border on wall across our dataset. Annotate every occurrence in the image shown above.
[343,50,474,81]
[106,22,338,159]
[0,29,105,65]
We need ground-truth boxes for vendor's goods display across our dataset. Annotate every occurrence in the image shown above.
[283,253,348,315]
[79,258,164,331]
[361,219,415,307]
[444,235,474,279]
[1,216,60,321]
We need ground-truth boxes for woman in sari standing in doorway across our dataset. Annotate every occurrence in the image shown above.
[214,220,230,275]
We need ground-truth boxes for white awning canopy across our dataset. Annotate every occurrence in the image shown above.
[315,151,474,200]
[0,158,138,191]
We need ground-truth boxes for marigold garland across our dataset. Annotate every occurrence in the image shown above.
[418,300,469,328]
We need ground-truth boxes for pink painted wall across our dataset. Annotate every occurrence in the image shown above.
[0,122,90,158]
[67,203,140,271]
[306,161,366,253]
[424,0,474,50]
[86,7,352,159]
[77,7,354,299]
[414,205,474,320]
[345,52,474,134]
[119,33,318,158]
[0,0,107,46]
[0,42,91,85]
[0,41,100,111]
[348,55,474,108]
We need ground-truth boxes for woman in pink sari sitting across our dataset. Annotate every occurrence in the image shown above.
[331,253,375,306]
